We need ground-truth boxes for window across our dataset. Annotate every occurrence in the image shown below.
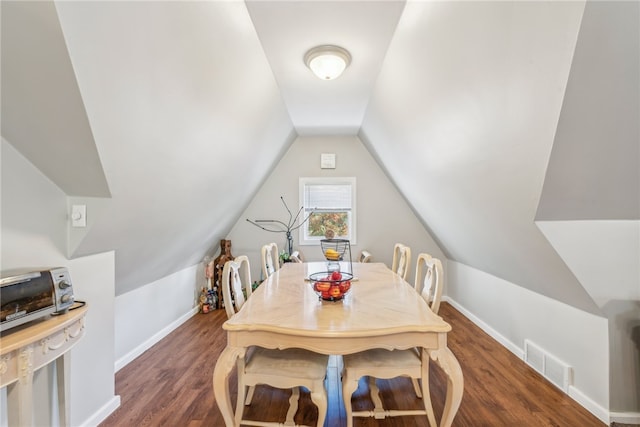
[299,177,356,245]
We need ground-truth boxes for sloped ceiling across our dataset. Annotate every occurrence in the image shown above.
[3,0,296,294]
[4,0,634,315]
[360,1,601,314]
[1,1,110,197]
[537,0,639,222]
[535,1,639,310]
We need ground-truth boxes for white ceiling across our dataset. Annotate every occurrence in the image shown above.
[2,1,637,315]
[246,0,406,135]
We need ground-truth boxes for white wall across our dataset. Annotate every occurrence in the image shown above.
[114,264,201,370]
[67,252,119,426]
[227,135,446,282]
[537,219,640,418]
[1,139,119,426]
[446,261,610,423]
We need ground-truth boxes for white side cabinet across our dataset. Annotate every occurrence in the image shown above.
[0,306,87,426]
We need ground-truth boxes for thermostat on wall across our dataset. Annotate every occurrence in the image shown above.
[320,153,336,169]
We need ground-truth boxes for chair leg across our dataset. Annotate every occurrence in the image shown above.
[245,385,256,405]
[342,372,360,427]
[367,377,385,417]
[235,383,246,426]
[421,361,437,427]
[284,387,300,426]
[309,381,328,427]
[411,378,423,398]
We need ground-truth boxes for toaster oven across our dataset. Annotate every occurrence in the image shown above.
[0,267,75,332]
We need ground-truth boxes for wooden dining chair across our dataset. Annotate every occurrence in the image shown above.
[341,256,445,427]
[359,250,372,263]
[290,250,304,263]
[221,255,252,320]
[391,243,411,281]
[406,253,444,396]
[222,256,329,427]
[261,242,280,279]
[415,253,443,314]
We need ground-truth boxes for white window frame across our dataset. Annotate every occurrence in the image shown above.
[298,177,357,245]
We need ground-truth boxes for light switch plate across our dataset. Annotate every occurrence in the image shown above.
[320,153,336,169]
[71,205,87,227]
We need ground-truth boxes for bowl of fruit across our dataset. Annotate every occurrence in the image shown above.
[321,239,349,261]
[324,247,342,261]
[309,270,353,301]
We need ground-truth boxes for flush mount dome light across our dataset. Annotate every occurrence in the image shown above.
[304,45,351,80]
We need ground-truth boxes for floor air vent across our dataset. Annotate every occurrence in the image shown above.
[524,340,572,393]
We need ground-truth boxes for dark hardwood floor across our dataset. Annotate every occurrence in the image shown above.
[99,302,606,426]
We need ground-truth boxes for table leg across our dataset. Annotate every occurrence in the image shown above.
[430,347,463,427]
[213,346,242,427]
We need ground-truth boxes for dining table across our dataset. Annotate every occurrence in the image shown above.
[213,261,463,427]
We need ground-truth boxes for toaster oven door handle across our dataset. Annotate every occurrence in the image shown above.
[0,272,42,287]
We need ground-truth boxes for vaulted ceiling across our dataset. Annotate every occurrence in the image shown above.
[2,1,638,314]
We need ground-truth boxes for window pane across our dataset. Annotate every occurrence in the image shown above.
[308,212,350,237]
[299,177,356,245]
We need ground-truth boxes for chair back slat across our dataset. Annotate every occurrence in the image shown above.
[221,255,252,319]
[414,253,443,314]
[261,242,280,279]
[359,250,372,263]
[290,250,304,263]
[391,243,412,281]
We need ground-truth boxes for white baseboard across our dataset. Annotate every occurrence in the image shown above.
[443,296,523,359]
[78,395,121,427]
[610,411,640,425]
[115,307,198,372]
[443,296,612,425]
[568,385,610,424]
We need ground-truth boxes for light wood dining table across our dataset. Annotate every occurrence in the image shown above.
[213,261,463,426]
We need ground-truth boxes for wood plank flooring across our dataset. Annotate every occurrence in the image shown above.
[99,302,606,427]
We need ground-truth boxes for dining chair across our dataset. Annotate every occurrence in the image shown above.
[341,256,445,427]
[359,250,372,263]
[290,250,304,263]
[391,243,412,281]
[222,256,329,427]
[415,253,443,314]
[406,253,444,396]
[261,242,280,279]
[221,255,252,320]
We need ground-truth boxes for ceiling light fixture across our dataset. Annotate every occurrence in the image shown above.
[304,45,351,80]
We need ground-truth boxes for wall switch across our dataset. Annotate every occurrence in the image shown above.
[71,205,87,227]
